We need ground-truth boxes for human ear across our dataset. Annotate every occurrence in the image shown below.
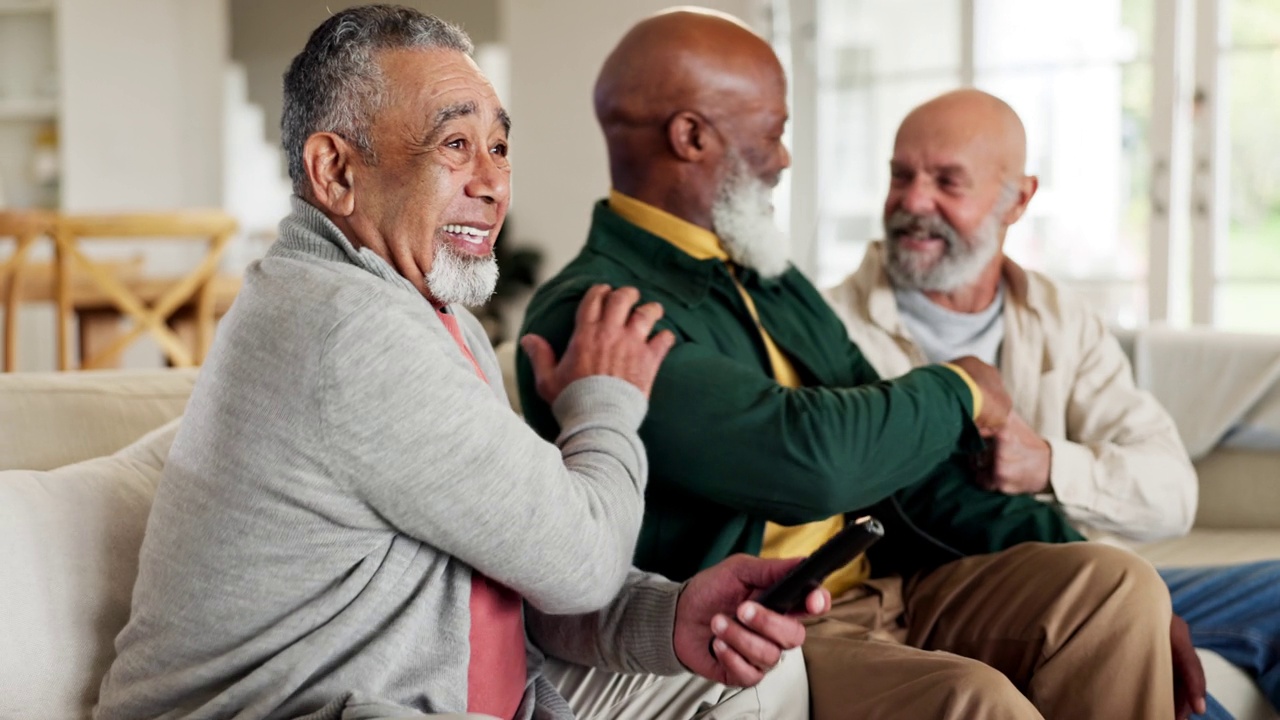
[666,111,716,162]
[303,132,358,217]
[1002,175,1039,226]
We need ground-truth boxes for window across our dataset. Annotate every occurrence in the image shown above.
[1214,0,1280,331]
[779,0,1280,331]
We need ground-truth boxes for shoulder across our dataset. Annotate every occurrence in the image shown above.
[822,269,874,328]
[1018,266,1107,335]
[523,249,665,338]
[1014,266,1123,376]
[232,255,450,374]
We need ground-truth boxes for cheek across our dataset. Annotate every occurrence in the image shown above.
[939,202,986,239]
[884,190,902,216]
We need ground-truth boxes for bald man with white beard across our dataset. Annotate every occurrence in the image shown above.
[828,88,1280,719]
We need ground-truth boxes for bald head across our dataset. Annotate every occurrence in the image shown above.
[593,9,791,230]
[595,9,779,130]
[898,89,1027,179]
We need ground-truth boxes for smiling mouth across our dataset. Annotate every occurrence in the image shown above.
[441,224,492,247]
[895,228,943,242]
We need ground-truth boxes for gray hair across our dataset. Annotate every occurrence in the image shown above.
[282,5,473,196]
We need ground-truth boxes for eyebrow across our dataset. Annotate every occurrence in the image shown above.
[888,160,970,177]
[935,164,968,176]
[423,101,511,144]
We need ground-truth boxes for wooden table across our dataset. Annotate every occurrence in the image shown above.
[10,261,241,369]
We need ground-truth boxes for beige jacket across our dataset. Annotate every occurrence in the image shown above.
[825,241,1197,541]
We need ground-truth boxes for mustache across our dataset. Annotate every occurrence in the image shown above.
[885,210,962,249]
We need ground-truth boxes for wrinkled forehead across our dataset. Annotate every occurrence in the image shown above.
[891,116,1013,180]
[377,47,509,133]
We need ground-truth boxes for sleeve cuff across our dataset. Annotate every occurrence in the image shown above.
[619,574,686,675]
[939,363,983,420]
[551,375,648,431]
[1046,437,1096,510]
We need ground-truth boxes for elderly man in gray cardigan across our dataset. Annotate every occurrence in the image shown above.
[94,7,825,720]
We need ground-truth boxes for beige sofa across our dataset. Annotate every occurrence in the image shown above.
[2,336,1278,719]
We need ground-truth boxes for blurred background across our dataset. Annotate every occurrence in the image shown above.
[0,0,1276,371]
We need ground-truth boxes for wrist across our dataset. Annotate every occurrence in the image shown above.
[1037,437,1053,493]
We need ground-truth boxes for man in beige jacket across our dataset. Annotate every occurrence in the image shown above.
[826,88,1280,720]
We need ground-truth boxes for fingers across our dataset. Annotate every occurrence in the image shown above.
[626,301,665,337]
[728,554,807,591]
[519,334,555,380]
[647,328,677,358]
[575,284,611,327]
[804,587,831,617]
[1171,615,1207,718]
[710,637,765,688]
[601,286,641,327]
[736,601,805,651]
[708,601,803,686]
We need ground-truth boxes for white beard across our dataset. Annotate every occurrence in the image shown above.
[711,156,791,279]
[425,240,499,307]
[883,208,1002,293]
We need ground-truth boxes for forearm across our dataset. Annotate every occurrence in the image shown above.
[1048,436,1197,541]
[1053,317,1199,541]
[327,318,652,614]
[642,352,982,524]
[526,570,686,676]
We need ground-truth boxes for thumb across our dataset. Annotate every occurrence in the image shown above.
[520,334,557,380]
[729,554,806,590]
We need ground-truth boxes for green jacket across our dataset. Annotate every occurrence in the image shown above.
[519,201,1084,581]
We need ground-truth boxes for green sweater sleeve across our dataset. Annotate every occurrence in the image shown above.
[637,340,979,524]
[519,293,982,527]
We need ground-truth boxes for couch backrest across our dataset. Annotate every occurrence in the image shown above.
[1112,328,1280,530]
[0,369,197,471]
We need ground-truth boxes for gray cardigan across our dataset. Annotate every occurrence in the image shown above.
[95,198,684,720]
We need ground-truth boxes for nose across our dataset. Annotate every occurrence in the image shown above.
[778,142,792,172]
[899,176,935,216]
[466,150,510,205]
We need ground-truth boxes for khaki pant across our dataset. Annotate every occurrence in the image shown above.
[803,542,1174,720]
[334,650,807,720]
[544,647,808,719]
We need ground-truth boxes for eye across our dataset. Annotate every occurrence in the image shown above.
[491,142,508,157]
[445,137,468,151]
[937,175,964,193]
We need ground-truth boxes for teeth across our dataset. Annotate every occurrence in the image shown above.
[442,224,491,242]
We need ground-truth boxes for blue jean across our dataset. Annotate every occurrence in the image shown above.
[1160,560,1280,720]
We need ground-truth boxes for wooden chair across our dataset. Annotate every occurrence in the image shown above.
[0,210,57,372]
[52,211,238,370]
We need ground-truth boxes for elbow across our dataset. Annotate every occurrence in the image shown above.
[1132,465,1198,541]
[770,483,856,526]
[522,532,635,615]
[1164,460,1199,538]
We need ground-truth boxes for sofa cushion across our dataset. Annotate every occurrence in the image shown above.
[0,369,196,471]
[0,419,178,719]
[1135,528,1280,569]
[1194,449,1280,529]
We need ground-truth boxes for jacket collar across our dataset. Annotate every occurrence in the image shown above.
[606,190,728,262]
[587,199,790,307]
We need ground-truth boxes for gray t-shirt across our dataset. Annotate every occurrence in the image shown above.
[894,283,1006,366]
